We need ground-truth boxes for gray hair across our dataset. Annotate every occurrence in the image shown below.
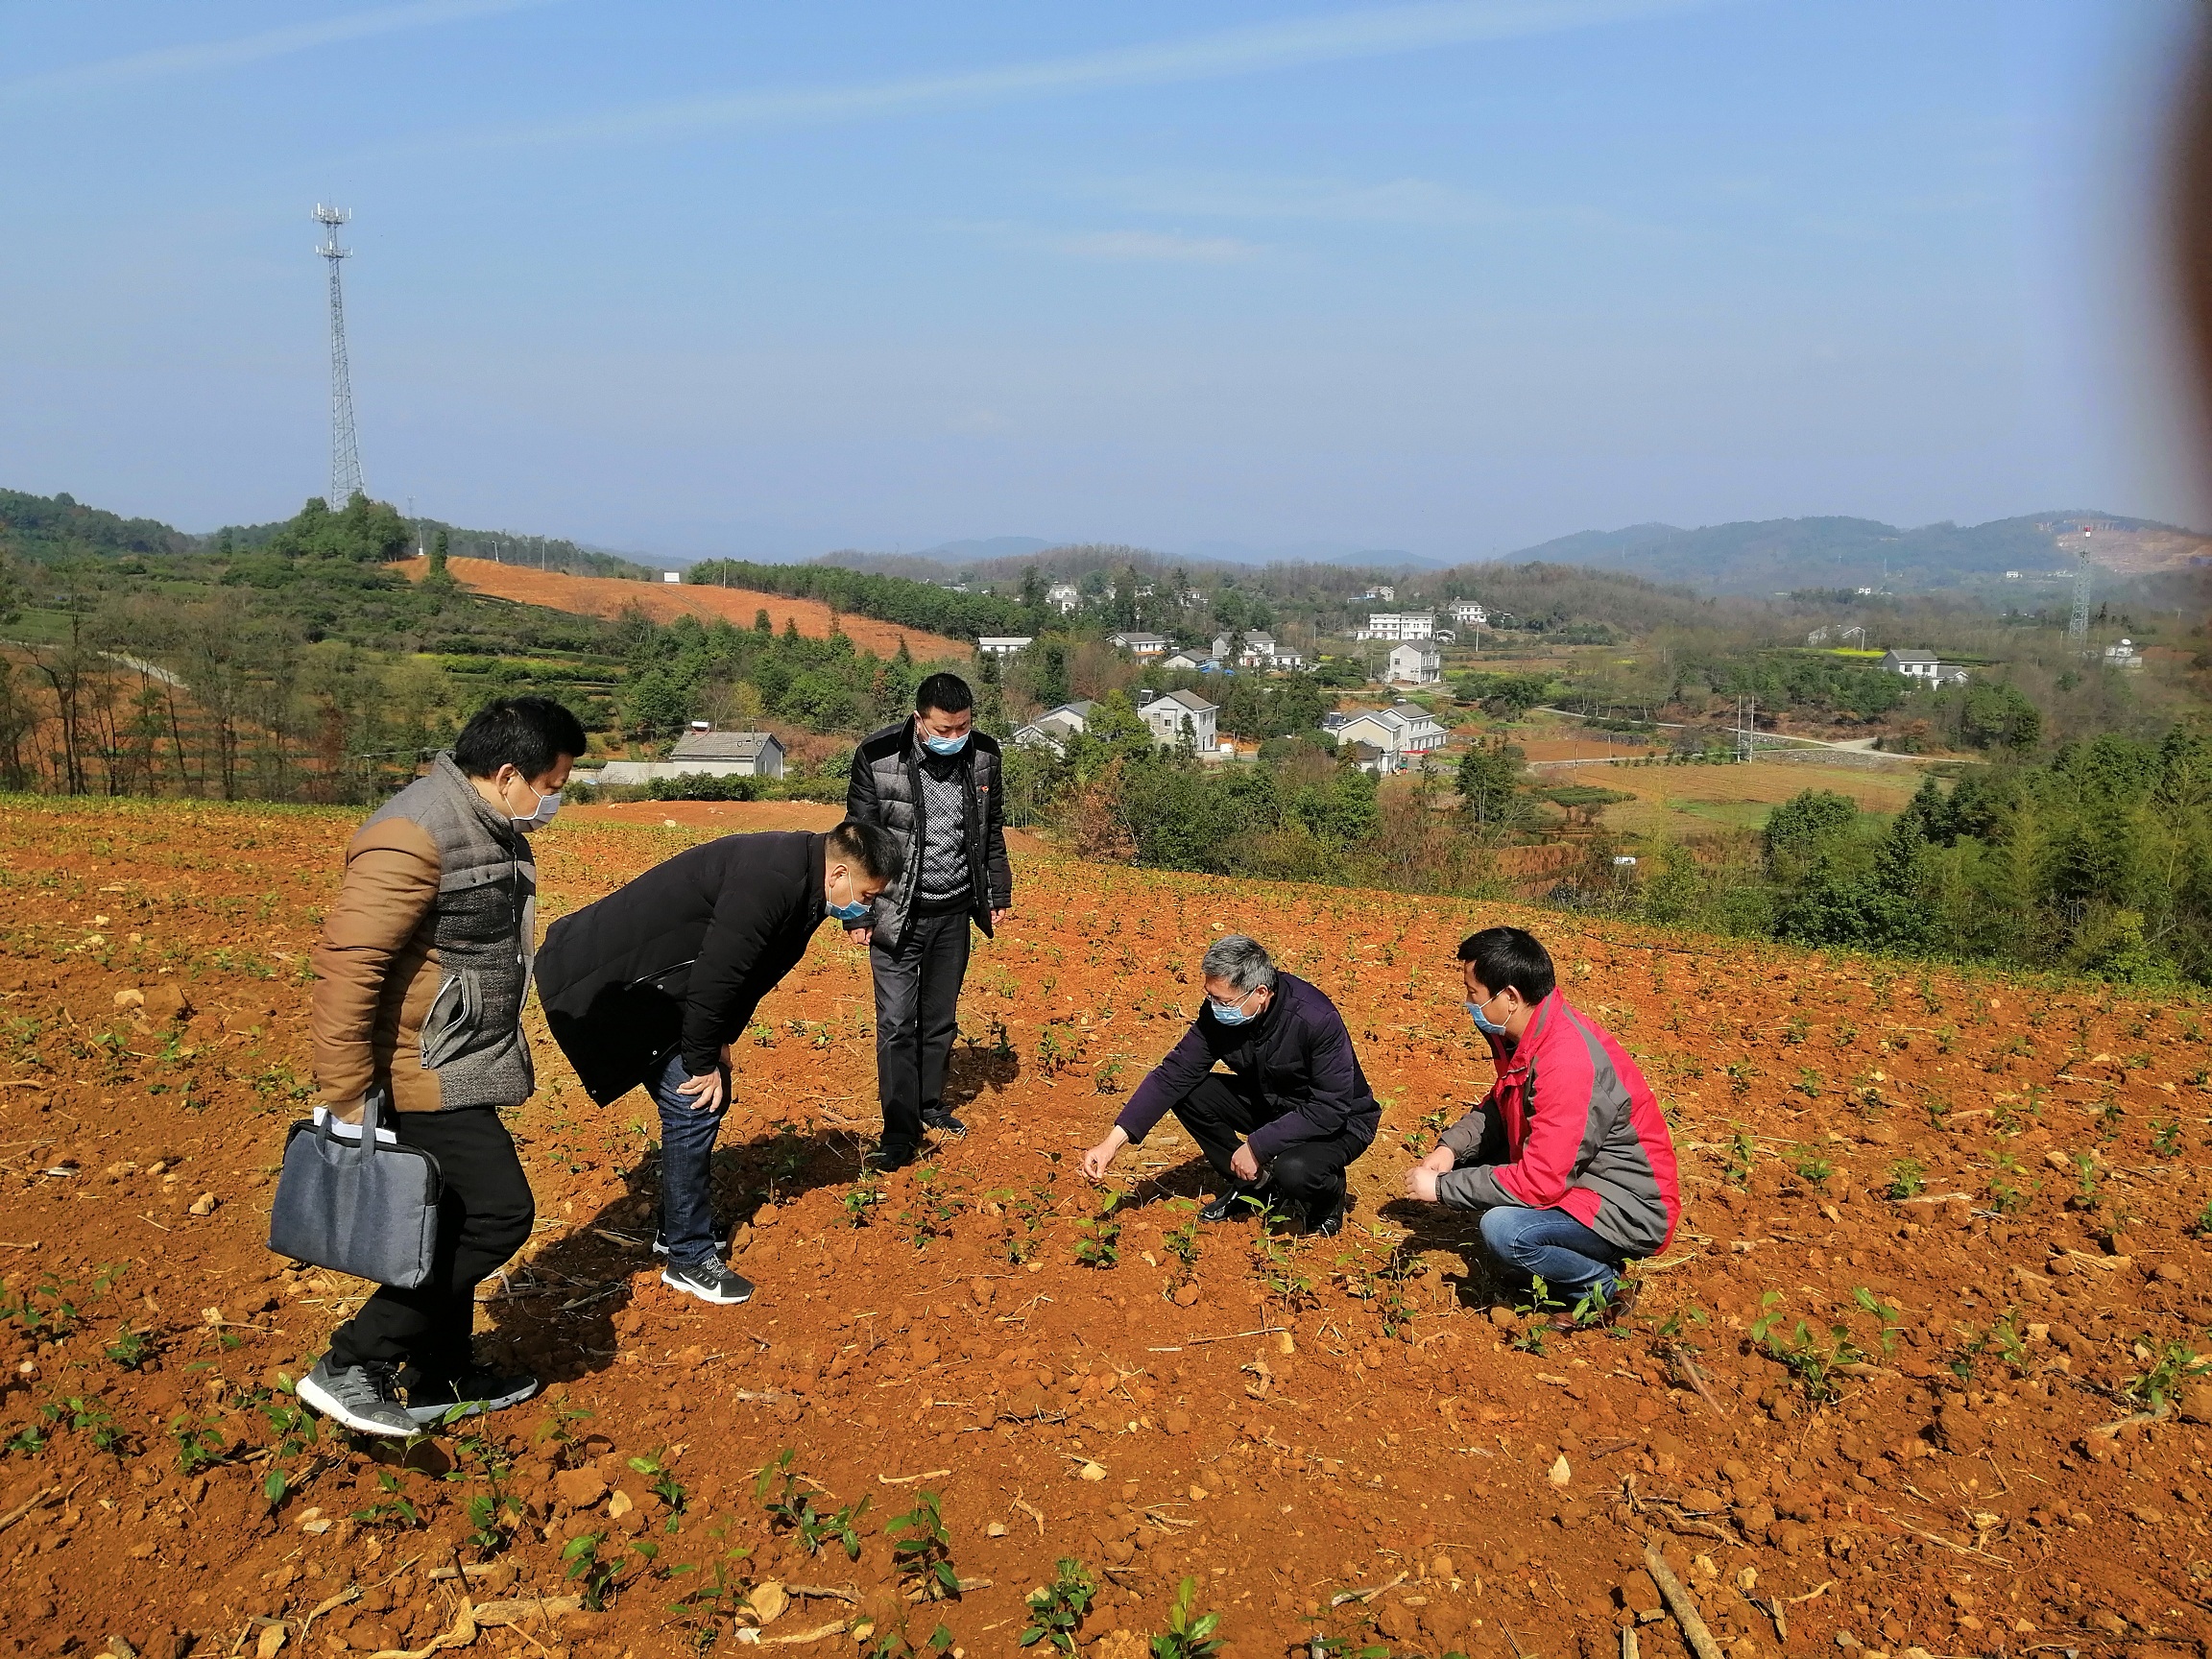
[1201,934,1277,994]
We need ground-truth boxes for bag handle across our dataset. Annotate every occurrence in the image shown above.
[317,1085,391,1166]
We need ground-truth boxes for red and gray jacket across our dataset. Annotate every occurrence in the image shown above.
[1436,990,1680,1256]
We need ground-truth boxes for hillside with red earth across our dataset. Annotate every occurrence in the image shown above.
[1,797,2209,1659]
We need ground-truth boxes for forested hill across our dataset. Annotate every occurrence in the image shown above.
[1505,512,2198,594]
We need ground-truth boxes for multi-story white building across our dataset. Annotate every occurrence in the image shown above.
[1361,585,1396,603]
[1045,582,1081,613]
[1110,632,1169,658]
[1139,688,1218,751]
[1387,642,1442,685]
[1447,600,1487,626]
[977,635,1034,658]
[1353,612,1435,642]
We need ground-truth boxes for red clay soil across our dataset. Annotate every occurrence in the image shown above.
[403,558,974,662]
[3,796,2211,1659]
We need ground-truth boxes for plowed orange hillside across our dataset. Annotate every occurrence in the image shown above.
[10,793,2212,1659]
[405,557,973,661]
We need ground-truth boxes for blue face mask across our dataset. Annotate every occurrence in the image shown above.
[1466,995,1509,1038]
[1210,994,1256,1026]
[923,731,970,756]
[827,869,872,925]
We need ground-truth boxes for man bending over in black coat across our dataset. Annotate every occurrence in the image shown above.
[535,819,902,1305]
[1080,934,1377,1236]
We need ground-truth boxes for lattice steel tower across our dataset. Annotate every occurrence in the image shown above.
[314,204,366,506]
[2069,528,2093,647]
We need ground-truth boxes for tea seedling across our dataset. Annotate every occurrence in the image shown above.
[105,1323,156,1371]
[2069,1153,2105,1214]
[1748,1292,1859,1403]
[1253,1230,1315,1312]
[36,1395,122,1455]
[844,1170,884,1229]
[1987,1153,2034,1216]
[2128,1338,2211,1411]
[2153,1118,2185,1158]
[902,1166,960,1252]
[755,1448,870,1560]
[1724,1061,1755,1097]
[888,1487,959,1601]
[629,1448,685,1521]
[1793,1147,1833,1186]
[1793,1069,1823,1100]
[533,1401,594,1460]
[1020,1558,1098,1655]
[1849,1287,1903,1356]
[1724,1126,1755,1189]
[352,1467,421,1529]
[260,1391,323,1508]
[1887,1159,1925,1200]
[1072,1190,1121,1270]
[1150,1575,1226,1659]
[1093,1057,1125,1095]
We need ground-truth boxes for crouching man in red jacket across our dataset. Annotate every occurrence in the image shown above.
[1404,926,1680,1327]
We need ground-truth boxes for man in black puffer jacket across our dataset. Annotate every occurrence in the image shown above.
[845,672,1014,1168]
[535,820,902,1305]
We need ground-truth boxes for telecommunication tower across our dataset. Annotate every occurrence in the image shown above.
[2068,528,2092,647]
[314,204,366,507]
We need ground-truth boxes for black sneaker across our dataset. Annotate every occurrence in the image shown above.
[407,1363,540,1427]
[1198,1188,1265,1224]
[297,1356,416,1438]
[920,1104,968,1139]
[866,1141,918,1173]
[661,1260,755,1306]
[651,1214,728,1260]
[1299,1198,1346,1238]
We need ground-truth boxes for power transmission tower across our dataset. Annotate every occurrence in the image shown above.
[2068,529,2092,648]
[314,204,366,507]
[1736,696,1757,763]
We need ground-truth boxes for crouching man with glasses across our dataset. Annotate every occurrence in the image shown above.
[1080,934,1376,1236]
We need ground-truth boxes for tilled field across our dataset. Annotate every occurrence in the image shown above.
[403,559,974,663]
[2,797,2210,1659]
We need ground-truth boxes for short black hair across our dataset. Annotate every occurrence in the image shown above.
[828,817,904,885]
[452,696,588,781]
[915,672,974,716]
[1457,926,1555,1002]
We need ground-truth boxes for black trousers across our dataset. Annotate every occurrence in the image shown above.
[1171,1073,1365,1220]
[327,1104,535,1374]
[871,905,974,1149]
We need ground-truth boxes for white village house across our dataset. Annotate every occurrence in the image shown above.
[977,635,1033,658]
[1139,688,1218,752]
[1329,702,1446,769]
[1012,700,1098,755]
[1881,648,1968,685]
[1447,599,1488,626]
[1387,642,1441,685]
[1110,631,1169,658]
[590,727,786,786]
[1210,632,1307,671]
[1160,650,1209,673]
[1045,582,1081,613]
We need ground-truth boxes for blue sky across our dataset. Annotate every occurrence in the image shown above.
[1,0,2203,561]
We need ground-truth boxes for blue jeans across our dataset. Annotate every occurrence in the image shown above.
[1475,1206,1630,1303]
[649,1048,730,1266]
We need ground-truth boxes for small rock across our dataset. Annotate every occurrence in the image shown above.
[1162,1409,1191,1435]
[2180,1385,2212,1427]
[1431,1553,1455,1582]
[1548,1454,1572,1488]
[555,1468,609,1509]
[607,1489,634,1520]
[1077,1461,1107,1481]
[748,1582,788,1626]
[254,1626,287,1659]
[188,1192,217,1216]
[987,1522,1008,1538]
[1172,1283,1200,1308]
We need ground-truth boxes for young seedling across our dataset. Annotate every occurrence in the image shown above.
[1793,1147,1833,1186]
[2153,1118,2185,1158]
[1849,1286,1903,1356]
[888,1488,960,1601]
[1887,1159,1925,1200]
[1150,1575,1226,1659]
[845,1170,884,1229]
[1072,1190,1121,1269]
[629,1448,686,1522]
[352,1467,421,1529]
[105,1323,156,1372]
[1019,1557,1097,1655]
[1724,1127,1755,1189]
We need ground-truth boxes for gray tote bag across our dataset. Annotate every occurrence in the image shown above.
[267,1089,443,1289]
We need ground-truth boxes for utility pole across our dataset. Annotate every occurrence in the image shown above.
[314,204,366,506]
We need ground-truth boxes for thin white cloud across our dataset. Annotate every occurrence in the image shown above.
[0,0,559,104]
[1056,229,1262,264]
[449,0,1729,152]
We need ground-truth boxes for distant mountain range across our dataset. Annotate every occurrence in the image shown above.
[818,512,2208,596]
[1504,513,2210,595]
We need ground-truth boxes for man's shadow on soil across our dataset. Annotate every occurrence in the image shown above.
[1374,1195,1504,1310]
[482,1121,866,1385]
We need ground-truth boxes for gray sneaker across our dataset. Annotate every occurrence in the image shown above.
[661,1260,755,1306]
[297,1356,416,1437]
[405,1362,540,1427]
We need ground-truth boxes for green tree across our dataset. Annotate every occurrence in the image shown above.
[1455,740,1527,827]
